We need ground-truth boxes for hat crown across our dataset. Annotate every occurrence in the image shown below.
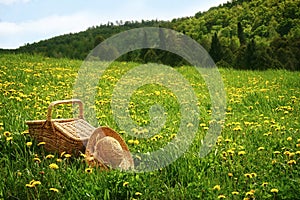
[94,136,124,168]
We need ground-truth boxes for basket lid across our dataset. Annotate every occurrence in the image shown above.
[54,119,95,140]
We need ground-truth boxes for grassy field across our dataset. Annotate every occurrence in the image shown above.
[0,54,299,200]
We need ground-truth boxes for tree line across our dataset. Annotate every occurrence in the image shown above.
[2,0,299,70]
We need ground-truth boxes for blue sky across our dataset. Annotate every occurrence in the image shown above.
[0,0,228,49]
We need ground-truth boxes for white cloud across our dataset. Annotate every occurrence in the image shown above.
[0,0,30,5]
[0,0,230,49]
[0,12,101,49]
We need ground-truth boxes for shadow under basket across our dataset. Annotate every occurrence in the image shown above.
[26,99,95,155]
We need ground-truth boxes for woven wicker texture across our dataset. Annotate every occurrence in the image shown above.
[54,119,95,139]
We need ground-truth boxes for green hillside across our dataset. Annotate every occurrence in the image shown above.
[4,0,300,70]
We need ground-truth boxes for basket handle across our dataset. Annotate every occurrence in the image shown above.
[46,99,84,121]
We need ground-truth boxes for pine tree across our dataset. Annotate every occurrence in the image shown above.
[244,39,256,69]
[94,35,105,47]
[209,32,223,63]
[238,22,246,46]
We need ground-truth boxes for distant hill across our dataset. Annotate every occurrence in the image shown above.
[3,0,300,70]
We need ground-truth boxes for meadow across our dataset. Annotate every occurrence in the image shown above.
[0,54,299,199]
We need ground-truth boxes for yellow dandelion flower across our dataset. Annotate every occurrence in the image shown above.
[154,91,160,96]
[37,142,46,146]
[60,151,66,157]
[271,188,279,193]
[26,142,32,147]
[155,134,163,139]
[26,179,41,188]
[135,192,142,196]
[232,191,239,195]
[295,151,300,155]
[258,147,265,151]
[287,137,292,141]
[64,154,71,158]
[85,168,93,174]
[56,158,62,162]
[200,123,206,127]
[49,188,59,192]
[46,154,55,159]
[3,131,11,137]
[263,132,272,136]
[246,191,254,196]
[203,126,209,130]
[187,123,194,127]
[218,194,226,199]
[296,144,300,148]
[133,140,139,145]
[287,160,296,165]
[123,181,129,187]
[32,181,41,186]
[224,138,232,143]
[33,157,41,163]
[228,173,233,177]
[244,173,252,178]
[262,182,268,187]
[128,139,134,144]
[227,149,235,155]
[6,136,13,141]
[273,151,281,155]
[49,163,59,169]
[213,185,221,191]
[288,152,295,157]
[239,145,245,150]
[169,134,176,139]
[272,159,277,164]
[21,130,29,134]
[25,183,35,188]
[238,151,246,156]
[80,153,86,158]
[251,173,257,178]
[233,126,242,131]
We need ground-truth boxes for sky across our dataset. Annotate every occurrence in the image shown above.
[0,0,228,49]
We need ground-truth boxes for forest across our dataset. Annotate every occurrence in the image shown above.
[1,0,300,70]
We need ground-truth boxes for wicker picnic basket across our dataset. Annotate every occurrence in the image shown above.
[26,99,96,155]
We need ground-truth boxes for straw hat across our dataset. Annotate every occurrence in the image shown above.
[85,127,134,170]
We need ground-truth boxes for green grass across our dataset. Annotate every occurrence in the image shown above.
[0,54,299,199]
